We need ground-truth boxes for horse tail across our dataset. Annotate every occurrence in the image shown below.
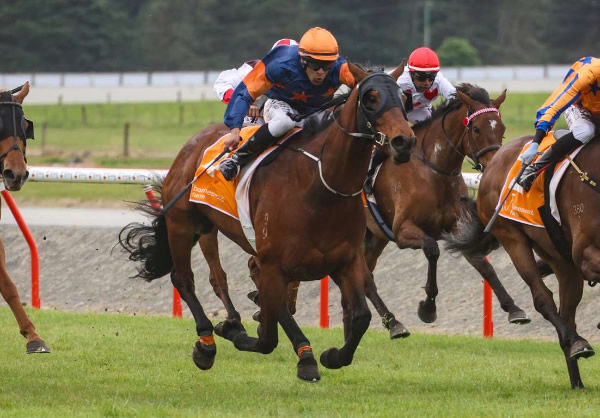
[118,202,173,281]
[443,196,499,256]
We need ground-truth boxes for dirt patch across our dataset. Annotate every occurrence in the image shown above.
[3,225,600,343]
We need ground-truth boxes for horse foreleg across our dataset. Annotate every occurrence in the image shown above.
[364,229,409,338]
[198,230,241,322]
[320,255,371,370]
[419,235,439,323]
[0,239,49,353]
[555,264,594,389]
[168,227,219,370]
[462,253,530,324]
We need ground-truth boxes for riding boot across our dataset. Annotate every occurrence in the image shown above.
[517,131,581,192]
[218,124,279,181]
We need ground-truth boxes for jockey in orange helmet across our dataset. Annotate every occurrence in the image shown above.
[218,27,355,181]
[396,46,456,124]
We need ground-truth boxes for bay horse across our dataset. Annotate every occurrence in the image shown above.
[445,133,600,388]
[119,63,416,381]
[0,82,50,353]
[360,84,530,338]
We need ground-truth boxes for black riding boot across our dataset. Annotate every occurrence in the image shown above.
[517,131,581,191]
[218,124,278,181]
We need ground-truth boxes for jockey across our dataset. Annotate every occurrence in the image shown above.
[396,46,456,124]
[517,56,600,191]
[218,27,356,181]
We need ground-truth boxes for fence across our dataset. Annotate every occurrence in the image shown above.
[10,167,494,335]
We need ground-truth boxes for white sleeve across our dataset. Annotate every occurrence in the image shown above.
[435,72,456,100]
[213,63,254,101]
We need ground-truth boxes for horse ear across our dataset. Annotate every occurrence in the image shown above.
[456,89,477,109]
[389,60,406,81]
[13,81,30,104]
[491,89,507,109]
[348,62,369,82]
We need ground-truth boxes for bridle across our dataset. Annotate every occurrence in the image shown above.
[415,104,501,176]
[296,72,408,197]
[0,95,33,173]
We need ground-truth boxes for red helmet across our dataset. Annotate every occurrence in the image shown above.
[271,38,298,50]
[407,47,440,72]
[298,27,339,61]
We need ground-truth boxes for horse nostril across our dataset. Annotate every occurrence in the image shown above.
[3,169,14,181]
[24,170,30,181]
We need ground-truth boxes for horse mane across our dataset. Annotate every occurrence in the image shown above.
[412,83,491,130]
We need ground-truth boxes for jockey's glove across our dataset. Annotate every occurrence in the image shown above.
[520,142,539,165]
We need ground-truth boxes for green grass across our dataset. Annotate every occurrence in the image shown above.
[1,307,599,417]
[14,93,566,205]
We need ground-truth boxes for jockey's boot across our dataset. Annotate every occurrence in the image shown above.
[218,124,278,181]
[517,131,580,192]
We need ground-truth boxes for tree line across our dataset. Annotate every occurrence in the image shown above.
[1,0,598,72]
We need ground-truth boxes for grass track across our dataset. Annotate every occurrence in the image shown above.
[1,308,598,417]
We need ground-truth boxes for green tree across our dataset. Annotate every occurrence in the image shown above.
[436,37,481,66]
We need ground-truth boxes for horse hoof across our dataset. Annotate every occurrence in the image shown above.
[320,348,343,370]
[192,341,216,370]
[570,339,595,360]
[508,310,531,325]
[252,311,261,322]
[247,290,259,305]
[297,352,321,382]
[26,339,51,354]
[214,319,246,341]
[389,321,410,339]
[417,300,437,323]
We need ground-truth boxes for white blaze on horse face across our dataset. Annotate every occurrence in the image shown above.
[489,120,497,130]
[433,143,442,156]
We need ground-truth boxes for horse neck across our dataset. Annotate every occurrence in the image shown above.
[414,106,467,175]
[319,90,373,194]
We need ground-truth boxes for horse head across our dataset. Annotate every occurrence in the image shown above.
[455,85,506,171]
[0,81,32,191]
[348,62,416,164]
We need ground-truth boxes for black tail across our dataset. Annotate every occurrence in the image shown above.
[118,201,173,281]
[443,197,499,257]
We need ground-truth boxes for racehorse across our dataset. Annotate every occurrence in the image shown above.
[0,82,50,353]
[445,133,600,388]
[360,84,530,338]
[119,63,416,381]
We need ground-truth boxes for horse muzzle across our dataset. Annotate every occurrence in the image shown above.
[2,167,29,191]
[389,135,416,164]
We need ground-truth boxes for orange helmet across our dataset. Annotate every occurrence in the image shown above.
[407,47,440,72]
[298,27,339,61]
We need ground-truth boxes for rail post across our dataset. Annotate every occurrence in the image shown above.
[483,255,494,337]
[0,187,40,309]
[320,277,329,328]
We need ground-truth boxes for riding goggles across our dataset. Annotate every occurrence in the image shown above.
[412,71,437,82]
[303,59,334,72]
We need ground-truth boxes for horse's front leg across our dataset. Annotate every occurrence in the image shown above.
[320,254,372,370]
[462,253,530,324]
[502,235,590,388]
[168,226,219,371]
[198,229,242,322]
[555,263,594,389]
[364,229,409,339]
[0,239,49,354]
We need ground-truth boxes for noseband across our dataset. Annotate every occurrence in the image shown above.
[0,94,33,173]
[441,106,501,172]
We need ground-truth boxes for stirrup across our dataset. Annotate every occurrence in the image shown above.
[218,158,240,181]
[517,166,539,192]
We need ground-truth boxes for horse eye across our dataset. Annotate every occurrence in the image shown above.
[473,126,480,134]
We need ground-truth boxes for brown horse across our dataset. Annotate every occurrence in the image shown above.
[0,82,49,353]
[119,64,416,381]
[445,133,600,388]
[360,84,530,338]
